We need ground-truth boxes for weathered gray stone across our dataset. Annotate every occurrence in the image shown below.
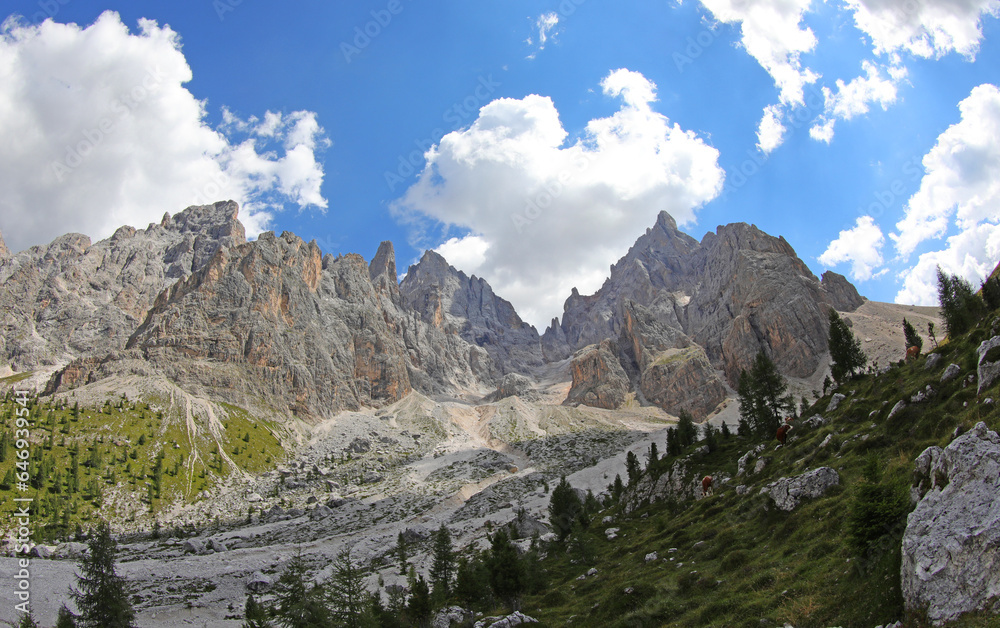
[941,363,962,383]
[925,353,942,370]
[902,422,1000,625]
[827,393,846,412]
[977,336,1000,394]
[474,611,539,627]
[564,340,630,410]
[759,467,840,511]
[887,400,906,420]
[432,606,473,628]
[737,444,765,476]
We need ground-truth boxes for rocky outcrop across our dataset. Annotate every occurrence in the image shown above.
[821,270,865,312]
[484,373,538,403]
[563,340,630,410]
[902,422,1000,625]
[638,346,726,420]
[0,201,246,371]
[543,211,857,387]
[759,467,839,511]
[978,336,1000,395]
[0,229,10,261]
[400,250,543,376]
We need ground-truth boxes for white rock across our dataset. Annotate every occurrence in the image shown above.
[902,422,1000,625]
[941,363,962,382]
[644,551,658,562]
[759,467,840,511]
[977,336,1000,394]
[887,400,906,420]
[827,393,846,412]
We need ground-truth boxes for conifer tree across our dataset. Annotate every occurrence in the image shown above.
[429,524,454,601]
[407,576,432,627]
[548,477,583,541]
[936,267,985,337]
[486,529,525,611]
[271,554,330,628]
[71,521,137,628]
[55,605,77,628]
[828,310,866,382]
[902,318,922,353]
[676,410,697,447]
[242,594,272,628]
[17,611,39,628]
[326,549,368,628]
[625,450,641,486]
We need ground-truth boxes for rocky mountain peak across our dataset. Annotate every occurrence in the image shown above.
[161,200,246,243]
[821,270,865,312]
[369,241,400,301]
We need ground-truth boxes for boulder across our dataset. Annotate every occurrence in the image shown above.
[432,606,473,628]
[737,444,765,476]
[977,336,1000,394]
[474,612,539,627]
[902,422,1000,625]
[247,571,272,594]
[827,393,846,412]
[759,467,840,511]
[182,539,206,555]
[644,551,658,562]
[802,415,827,428]
[887,400,906,420]
[941,363,962,383]
[925,353,942,370]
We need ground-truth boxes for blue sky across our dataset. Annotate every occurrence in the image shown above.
[1,0,999,329]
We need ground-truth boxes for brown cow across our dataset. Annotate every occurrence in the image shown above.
[701,475,713,497]
[906,345,920,361]
[776,423,793,446]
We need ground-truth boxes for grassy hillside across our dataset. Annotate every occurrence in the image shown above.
[0,389,285,542]
[520,313,1000,627]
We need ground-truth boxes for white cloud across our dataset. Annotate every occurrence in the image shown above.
[892,83,1000,303]
[0,11,328,254]
[819,215,886,281]
[891,83,1000,256]
[393,69,724,328]
[699,0,820,106]
[537,12,559,48]
[756,104,786,153]
[844,0,1000,58]
[809,59,905,142]
[434,235,490,273]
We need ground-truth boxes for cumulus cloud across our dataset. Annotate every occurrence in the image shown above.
[892,83,1000,304]
[0,11,328,254]
[393,69,724,328]
[699,0,819,106]
[844,0,1000,58]
[756,104,787,153]
[819,215,886,281]
[810,60,906,142]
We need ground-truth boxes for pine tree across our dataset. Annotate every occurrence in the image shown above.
[71,521,137,628]
[453,555,490,609]
[243,594,272,628]
[703,423,718,453]
[395,531,409,576]
[548,477,583,541]
[271,555,330,628]
[624,451,641,486]
[720,421,731,439]
[828,309,866,382]
[676,410,697,447]
[927,322,937,348]
[55,605,77,628]
[429,524,454,601]
[486,529,525,611]
[902,318,922,353]
[326,549,368,628]
[610,474,624,503]
[646,442,659,467]
[407,576,432,627]
[17,611,39,628]
[982,275,1000,311]
[737,351,788,439]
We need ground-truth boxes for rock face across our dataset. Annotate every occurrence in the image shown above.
[27,205,531,421]
[902,422,1000,625]
[400,250,543,376]
[821,270,865,312]
[638,345,726,419]
[759,467,840,511]
[0,201,247,371]
[564,340,630,410]
[542,211,858,387]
